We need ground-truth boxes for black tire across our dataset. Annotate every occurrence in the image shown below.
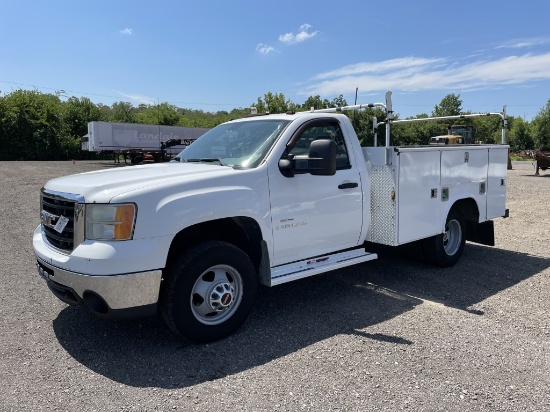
[160,241,258,342]
[423,208,466,268]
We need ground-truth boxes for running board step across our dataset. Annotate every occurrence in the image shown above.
[269,249,377,286]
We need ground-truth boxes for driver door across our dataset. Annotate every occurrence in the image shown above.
[267,118,363,267]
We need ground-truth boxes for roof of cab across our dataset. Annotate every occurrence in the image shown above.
[229,111,348,123]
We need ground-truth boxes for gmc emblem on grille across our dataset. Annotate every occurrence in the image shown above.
[41,210,58,229]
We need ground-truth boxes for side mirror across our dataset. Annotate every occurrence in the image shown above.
[278,158,294,177]
[307,139,336,176]
[279,139,337,177]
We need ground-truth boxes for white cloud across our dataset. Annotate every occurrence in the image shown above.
[495,37,550,49]
[256,43,277,55]
[278,23,319,44]
[496,42,536,49]
[301,53,550,97]
[278,33,294,43]
[116,91,156,105]
[313,57,446,80]
[120,28,133,36]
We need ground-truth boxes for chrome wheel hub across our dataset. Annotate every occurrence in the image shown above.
[190,265,243,325]
[443,219,462,256]
[209,282,234,310]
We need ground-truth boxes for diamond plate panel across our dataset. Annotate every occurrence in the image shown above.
[370,165,397,245]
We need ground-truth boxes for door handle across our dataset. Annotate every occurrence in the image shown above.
[338,182,358,189]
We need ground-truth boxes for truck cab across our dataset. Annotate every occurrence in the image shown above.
[429,125,476,145]
[449,125,476,143]
[429,134,465,145]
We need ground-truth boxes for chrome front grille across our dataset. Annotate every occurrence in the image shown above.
[41,189,84,252]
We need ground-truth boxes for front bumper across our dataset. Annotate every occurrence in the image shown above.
[36,256,162,319]
[33,225,166,319]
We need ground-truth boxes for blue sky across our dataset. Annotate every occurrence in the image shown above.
[1,0,550,120]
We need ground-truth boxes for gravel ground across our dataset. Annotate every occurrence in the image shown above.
[0,159,549,411]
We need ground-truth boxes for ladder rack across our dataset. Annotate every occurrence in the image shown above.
[269,91,507,165]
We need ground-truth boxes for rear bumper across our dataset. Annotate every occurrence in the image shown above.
[36,255,162,319]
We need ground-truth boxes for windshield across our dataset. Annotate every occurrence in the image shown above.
[175,119,291,168]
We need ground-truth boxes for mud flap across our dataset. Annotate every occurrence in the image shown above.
[466,220,495,246]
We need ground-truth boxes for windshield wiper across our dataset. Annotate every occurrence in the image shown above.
[186,158,226,166]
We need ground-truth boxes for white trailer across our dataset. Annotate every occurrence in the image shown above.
[83,122,210,162]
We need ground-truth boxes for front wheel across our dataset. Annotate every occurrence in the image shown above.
[423,208,466,267]
[160,241,258,342]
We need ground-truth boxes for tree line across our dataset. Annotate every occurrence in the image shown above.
[0,89,549,161]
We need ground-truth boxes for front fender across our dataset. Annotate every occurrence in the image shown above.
[111,168,273,248]
[155,185,271,236]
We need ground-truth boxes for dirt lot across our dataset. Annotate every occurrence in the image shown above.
[1,160,549,411]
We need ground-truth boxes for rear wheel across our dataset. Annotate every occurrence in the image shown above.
[424,208,466,267]
[160,241,258,342]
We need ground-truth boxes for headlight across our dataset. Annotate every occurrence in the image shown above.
[86,204,136,240]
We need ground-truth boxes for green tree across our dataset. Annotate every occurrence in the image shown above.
[331,94,348,108]
[433,93,462,117]
[64,97,103,137]
[301,95,330,111]
[531,98,550,149]
[0,89,64,160]
[110,101,136,123]
[395,114,439,145]
[471,115,502,144]
[347,107,387,146]
[302,94,347,110]
[508,117,533,151]
[97,103,112,120]
[252,92,299,114]
[1,88,537,160]
[61,97,104,158]
[135,102,180,125]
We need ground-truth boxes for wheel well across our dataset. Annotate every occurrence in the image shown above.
[165,217,264,272]
[450,198,485,242]
[450,198,479,223]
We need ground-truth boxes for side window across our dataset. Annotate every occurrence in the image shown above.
[288,122,351,170]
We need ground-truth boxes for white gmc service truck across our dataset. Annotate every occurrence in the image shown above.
[34,92,509,342]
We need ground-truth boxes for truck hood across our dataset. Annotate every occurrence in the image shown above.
[44,163,239,202]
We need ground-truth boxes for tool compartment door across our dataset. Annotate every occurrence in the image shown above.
[487,147,508,219]
[397,150,441,244]
[441,148,488,222]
